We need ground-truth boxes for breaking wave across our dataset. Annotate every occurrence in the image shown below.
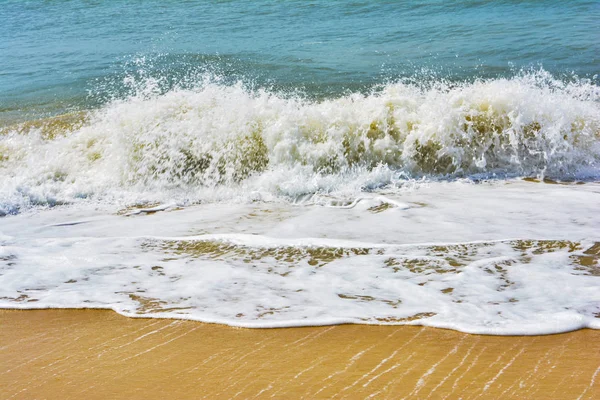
[1,70,599,214]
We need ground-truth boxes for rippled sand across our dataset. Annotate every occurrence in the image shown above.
[1,310,598,399]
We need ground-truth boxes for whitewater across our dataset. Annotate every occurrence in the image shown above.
[1,71,599,213]
[1,70,599,335]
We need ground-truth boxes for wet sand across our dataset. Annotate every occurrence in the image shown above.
[0,310,598,399]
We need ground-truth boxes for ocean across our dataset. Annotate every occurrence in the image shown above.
[0,0,599,335]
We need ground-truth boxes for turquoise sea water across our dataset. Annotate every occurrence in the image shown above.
[2,0,598,122]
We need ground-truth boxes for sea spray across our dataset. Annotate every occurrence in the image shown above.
[1,70,599,215]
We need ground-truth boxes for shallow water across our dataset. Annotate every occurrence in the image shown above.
[2,180,599,334]
[0,1,599,335]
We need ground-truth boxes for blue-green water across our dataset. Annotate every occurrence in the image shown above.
[1,0,598,122]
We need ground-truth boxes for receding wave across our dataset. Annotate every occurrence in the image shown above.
[1,234,598,334]
[1,70,599,214]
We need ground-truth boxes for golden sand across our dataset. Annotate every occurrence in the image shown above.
[0,310,598,399]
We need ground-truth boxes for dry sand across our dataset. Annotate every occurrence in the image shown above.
[1,309,598,399]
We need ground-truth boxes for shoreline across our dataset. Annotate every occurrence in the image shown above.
[1,309,598,399]
[1,305,598,335]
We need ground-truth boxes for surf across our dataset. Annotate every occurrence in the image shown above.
[1,70,598,215]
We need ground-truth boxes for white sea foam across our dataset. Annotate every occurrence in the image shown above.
[1,72,599,334]
[0,70,598,214]
[1,180,599,335]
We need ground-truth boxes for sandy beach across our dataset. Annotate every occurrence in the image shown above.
[1,309,598,399]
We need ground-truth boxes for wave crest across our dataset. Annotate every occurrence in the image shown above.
[1,71,599,212]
